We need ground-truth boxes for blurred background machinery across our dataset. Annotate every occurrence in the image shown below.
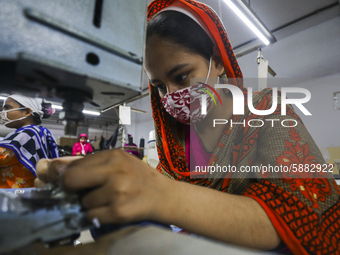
[0,0,147,135]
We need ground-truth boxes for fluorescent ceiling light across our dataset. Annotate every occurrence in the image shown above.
[52,104,63,109]
[223,0,271,45]
[53,104,100,116]
[0,100,100,116]
[82,110,100,116]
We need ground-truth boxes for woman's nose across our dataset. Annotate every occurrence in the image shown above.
[166,83,183,94]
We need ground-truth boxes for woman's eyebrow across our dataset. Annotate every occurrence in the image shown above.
[166,63,188,77]
[150,63,189,84]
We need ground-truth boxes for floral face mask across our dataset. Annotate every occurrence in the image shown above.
[161,57,219,125]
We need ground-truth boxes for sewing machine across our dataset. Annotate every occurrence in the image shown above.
[0,186,91,254]
[0,187,285,255]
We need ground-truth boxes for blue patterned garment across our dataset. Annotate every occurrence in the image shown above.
[0,125,59,177]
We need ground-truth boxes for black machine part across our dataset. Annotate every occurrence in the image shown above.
[0,187,92,254]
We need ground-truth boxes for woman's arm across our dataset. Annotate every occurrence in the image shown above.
[72,143,79,156]
[0,147,18,167]
[157,177,281,250]
[87,143,93,153]
[36,149,280,250]
[0,147,36,188]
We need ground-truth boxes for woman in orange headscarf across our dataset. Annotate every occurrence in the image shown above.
[146,2,340,253]
[35,1,340,254]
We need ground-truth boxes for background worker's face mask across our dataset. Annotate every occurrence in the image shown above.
[161,57,217,125]
[0,108,28,126]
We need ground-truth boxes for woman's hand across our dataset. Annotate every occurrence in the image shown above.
[35,150,172,225]
[34,156,83,188]
[35,150,281,250]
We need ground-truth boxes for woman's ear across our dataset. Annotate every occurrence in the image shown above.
[212,45,225,76]
[24,108,32,117]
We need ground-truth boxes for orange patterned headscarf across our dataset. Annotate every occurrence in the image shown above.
[147,0,244,180]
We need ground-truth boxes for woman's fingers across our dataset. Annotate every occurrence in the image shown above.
[36,158,51,182]
[81,184,111,209]
[62,150,123,192]
[46,156,83,183]
[62,162,110,192]
[86,206,133,225]
[35,149,165,225]
[46,160,68,184]
[35,156,83,187]
[34,178,47,189]
[86,207,114,225]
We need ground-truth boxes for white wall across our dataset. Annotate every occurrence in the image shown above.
[237,17,340,148]
[294,75,340,148]
[237,17,340,79]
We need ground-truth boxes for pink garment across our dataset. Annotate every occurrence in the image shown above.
[185,125,212,171]
[72,142,93,156]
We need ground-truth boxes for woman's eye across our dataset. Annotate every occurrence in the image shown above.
[175,73,188,83]
[157,84,167,93]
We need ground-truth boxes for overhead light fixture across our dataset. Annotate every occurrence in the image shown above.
[82,109,100,116]
[223,0,276,46]
[52,104,63,110]
[51,104,101,116]
[0,99,100,116]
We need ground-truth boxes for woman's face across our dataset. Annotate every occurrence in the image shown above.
[2,98,30,129]
[144,36,224,98]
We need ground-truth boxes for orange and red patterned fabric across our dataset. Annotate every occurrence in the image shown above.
[147,1,340,254]
[0,147,35,188]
